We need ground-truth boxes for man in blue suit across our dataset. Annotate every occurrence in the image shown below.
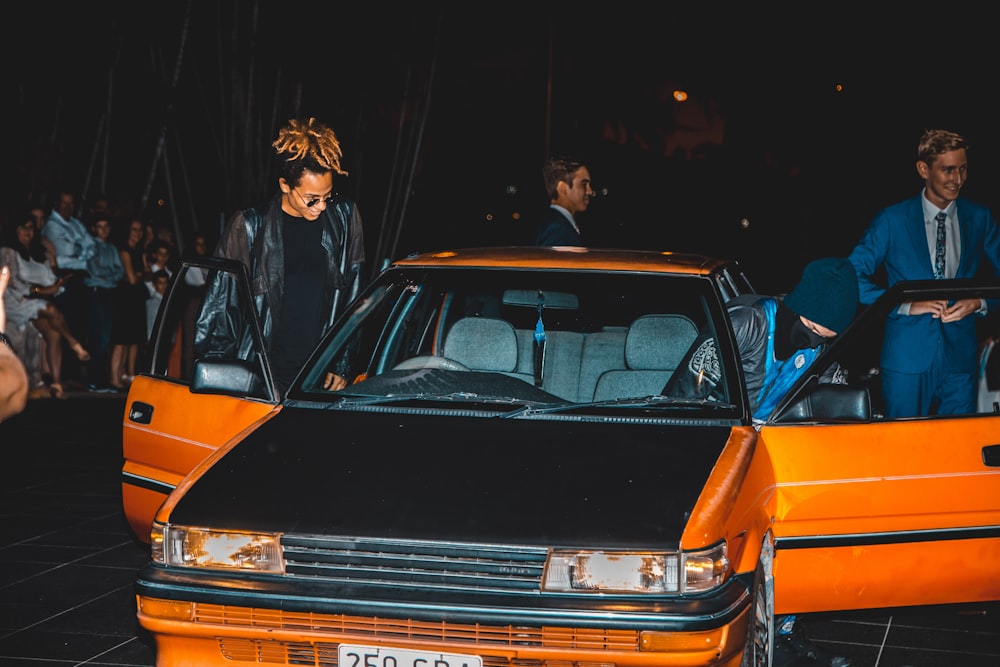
[849,128,1000,417]
[534,155,593,246]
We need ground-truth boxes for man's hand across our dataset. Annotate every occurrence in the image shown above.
[908,298,981,322]
[323,372,347,391]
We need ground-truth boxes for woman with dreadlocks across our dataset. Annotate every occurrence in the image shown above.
[195,117,366,397]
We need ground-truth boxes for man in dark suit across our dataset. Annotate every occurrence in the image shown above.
[849,128,1000,417]
[534,155,593,246]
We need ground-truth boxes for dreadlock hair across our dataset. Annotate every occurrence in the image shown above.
[272,117,348,186]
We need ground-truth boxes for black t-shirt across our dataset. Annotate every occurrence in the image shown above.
[270,212,326,392]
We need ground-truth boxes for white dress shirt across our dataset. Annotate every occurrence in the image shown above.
[921,194,960,279]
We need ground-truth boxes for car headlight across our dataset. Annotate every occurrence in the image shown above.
[151,523,284,572]
[542,542,727,593]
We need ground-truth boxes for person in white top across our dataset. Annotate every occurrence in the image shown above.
[1,213,90,398]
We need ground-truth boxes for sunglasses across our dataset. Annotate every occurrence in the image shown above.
[292,188,335,209]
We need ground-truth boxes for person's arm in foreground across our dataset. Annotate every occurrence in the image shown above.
[0,265,29,421]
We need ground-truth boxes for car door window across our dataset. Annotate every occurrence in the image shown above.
[144,257,275,400]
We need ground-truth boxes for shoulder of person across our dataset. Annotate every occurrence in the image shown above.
[727,296,770,325]
[879,196,919,217]
[328,194,357,216]
[955,197,993,220]
[222,206,259,236]
[726,298,771,352]
[727,293,769,310]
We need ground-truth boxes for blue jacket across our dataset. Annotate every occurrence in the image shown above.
[729,296,821,421]
[849,194,1000,374]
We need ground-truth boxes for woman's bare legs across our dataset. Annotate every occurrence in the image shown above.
[32,317,65,398]
[31,303,91,398]
[37,302,90,362]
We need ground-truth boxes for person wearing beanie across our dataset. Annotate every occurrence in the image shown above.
[726,256,860,422]
[848,128,1000,417]
[667,257,860,424]
[783,257,860,337]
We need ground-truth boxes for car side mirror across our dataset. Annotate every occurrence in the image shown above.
[191,358,266,398]
[774,384,871,423]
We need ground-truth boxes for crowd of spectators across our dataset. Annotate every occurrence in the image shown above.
[0,192,201,397]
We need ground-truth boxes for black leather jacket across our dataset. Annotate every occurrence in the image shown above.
[194,192,365,366]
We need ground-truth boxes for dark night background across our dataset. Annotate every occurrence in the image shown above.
[6,3,1000,293]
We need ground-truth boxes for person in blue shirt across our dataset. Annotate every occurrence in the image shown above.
[83,213,125,391]
[43,190,97,386]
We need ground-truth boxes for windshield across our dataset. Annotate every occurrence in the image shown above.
[293,267,740,416]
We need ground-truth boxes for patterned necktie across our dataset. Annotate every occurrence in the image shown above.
[933,210,947,279]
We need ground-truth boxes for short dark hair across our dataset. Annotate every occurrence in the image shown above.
[543,155,587,201]
[918,129,969,165]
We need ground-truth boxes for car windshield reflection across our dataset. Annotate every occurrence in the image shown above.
[292,268,738,417]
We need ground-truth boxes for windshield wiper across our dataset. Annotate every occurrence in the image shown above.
[506,395,736,417]
[325,392,549,409]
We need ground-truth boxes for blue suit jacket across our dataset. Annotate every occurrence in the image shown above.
[534,206,582,246]
[849,194,1000,374]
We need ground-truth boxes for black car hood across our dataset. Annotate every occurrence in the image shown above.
[168,407,735,548]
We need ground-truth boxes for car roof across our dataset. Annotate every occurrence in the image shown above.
[391,246,740,276]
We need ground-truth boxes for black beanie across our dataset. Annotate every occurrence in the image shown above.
[783,258,860,334]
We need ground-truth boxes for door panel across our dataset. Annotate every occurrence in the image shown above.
[121,258,279,542]
[762,415,1000,613]
[122,375,278,541]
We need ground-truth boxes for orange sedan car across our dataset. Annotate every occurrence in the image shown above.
[121,247,1000,667]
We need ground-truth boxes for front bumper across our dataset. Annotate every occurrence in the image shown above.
[136,565,755,667]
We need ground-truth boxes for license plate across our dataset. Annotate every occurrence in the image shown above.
[339,644,482,667]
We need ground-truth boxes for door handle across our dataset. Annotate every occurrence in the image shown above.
[983,444,1000,467]
[128,401,153,424]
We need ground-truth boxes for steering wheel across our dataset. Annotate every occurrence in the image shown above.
[392,355,470,372]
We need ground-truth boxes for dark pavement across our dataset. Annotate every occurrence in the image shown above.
[1,392,998,666]
[0,393,155,666]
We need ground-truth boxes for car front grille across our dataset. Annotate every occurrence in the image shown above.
[210,537,640,664]
[281,535,548,593]
[209,608,641,666]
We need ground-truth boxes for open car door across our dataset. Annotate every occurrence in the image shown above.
[121,257,281,542]
[762,278,1000,614]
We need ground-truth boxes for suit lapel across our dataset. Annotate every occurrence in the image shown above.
[955,199,973,278]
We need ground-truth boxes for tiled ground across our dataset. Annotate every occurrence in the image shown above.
[0,394,155,666]
[0,393,997,667]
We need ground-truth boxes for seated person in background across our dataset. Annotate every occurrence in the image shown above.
[0,213,90,399]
